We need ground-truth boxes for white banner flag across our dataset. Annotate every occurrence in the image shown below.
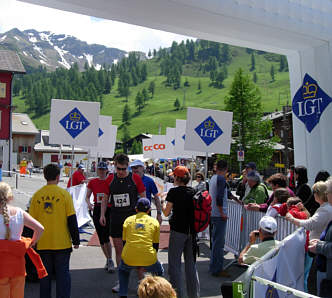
[151,135,167,159]
[185,107,233,154]
[49,99,99,146]
[143,138,153,158]
[165,127,176,159]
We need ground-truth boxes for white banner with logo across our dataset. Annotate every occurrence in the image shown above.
[142,138,153,158]
[151,135,167,159]
[89,116,117,158]
[185,107,233,154]
[175,119,205,158]
[67,183,92,227]
[49,99,100,146]
[165,127,176,159]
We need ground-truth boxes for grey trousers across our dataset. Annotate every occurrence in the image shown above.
[168,230,200,298]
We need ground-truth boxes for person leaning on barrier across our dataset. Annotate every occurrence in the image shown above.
[246,173,295,213]
[238,216,279,265]
[242,171,269,205]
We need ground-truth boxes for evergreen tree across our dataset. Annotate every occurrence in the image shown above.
[110,66,116,85]
[279,56,288,72]
[184,78,190,87]
[153,49,157,57]
[224,68,278,169]
[142,88,149,104]
[214,71,226,88]
[148,81,155,98]
[130,139,142,154]
[221,44,231,64]
[104,75,112,94]
[253,72,258,83]
[250,52,256,71]
[173,70,181,89]
[174,98,181,110]
[122,126,130,153]
[140,64,148,82]
[198,80,202,93]
[122,104,131,123]
[148,50,152,58]
[270,65,275,82]
[135,91,144,112]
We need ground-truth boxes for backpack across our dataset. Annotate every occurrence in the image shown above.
[193,190,212,233]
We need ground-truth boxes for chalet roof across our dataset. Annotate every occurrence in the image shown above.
[12,113,38,135]
[34,130,88,153]
[0,50,26,74]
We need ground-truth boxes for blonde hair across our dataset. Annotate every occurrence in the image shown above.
[138,275,177,298]
[312,181,328,202]
[326,177,332,194]
[0,182,13,240]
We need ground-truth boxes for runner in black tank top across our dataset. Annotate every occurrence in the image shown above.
[99,154,146,294]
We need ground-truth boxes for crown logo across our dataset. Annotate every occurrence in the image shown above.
[69,111,81,122]
[302,82,317,99]
[204,119,215,130]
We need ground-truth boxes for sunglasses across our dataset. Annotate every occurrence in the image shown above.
[196,176,202,179]
[117,167,127,171]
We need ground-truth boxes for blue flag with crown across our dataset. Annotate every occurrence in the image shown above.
[292,73,332,133]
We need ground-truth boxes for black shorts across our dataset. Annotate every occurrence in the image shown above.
[92,205,110,245]
[109,211,135,238]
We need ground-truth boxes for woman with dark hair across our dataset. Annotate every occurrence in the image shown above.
[295,166,312,213]
[161,166,200,298]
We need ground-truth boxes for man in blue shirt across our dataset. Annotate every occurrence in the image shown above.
[209,159,229,277]
[130,160,162,225]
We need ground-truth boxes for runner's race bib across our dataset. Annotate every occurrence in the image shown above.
[96,193,104,204]
[113,193,130,208]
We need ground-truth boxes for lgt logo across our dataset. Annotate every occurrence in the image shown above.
[59,107,90,139]
[292,73,332,133]
[194,116,223,146]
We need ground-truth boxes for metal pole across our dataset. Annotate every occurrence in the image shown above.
[70,145,74,187]
[204,152,208,182]
[15,172,18,189]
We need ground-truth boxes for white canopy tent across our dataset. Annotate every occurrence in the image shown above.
[19,0,332,183]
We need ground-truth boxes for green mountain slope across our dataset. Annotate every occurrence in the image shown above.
[13,46,291,139]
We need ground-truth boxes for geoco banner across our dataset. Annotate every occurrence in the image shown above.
[142,135,167,159]
[49,99,99,146]
[185,107,233,154]
[292,73,332,133]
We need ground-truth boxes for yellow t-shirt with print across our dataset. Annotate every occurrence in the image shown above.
[29,184,76,250]
[122,212,160,266]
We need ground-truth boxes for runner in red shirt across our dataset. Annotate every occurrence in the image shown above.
[67,164,86,188]
[85,161,115,273]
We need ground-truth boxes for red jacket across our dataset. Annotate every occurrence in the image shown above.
[0,237,47,279]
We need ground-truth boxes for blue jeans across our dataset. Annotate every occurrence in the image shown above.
[39,251,71,298]
[118,260,164,296]
[209,217,227,274]
[303,252,313,292]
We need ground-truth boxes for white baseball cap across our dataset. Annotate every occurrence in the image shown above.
[259,216,277,233]
[130,160,145,168]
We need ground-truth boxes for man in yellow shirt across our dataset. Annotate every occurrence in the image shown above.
[119,198,164,297]
[29,163,80,298]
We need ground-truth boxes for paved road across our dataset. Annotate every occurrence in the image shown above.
[5,174,243,298]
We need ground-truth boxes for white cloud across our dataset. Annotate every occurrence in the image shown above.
[0,0,194,53]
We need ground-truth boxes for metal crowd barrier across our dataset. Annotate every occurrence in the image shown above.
[231,228,317,298]
[225,200,297,256]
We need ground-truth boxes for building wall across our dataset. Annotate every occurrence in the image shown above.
[12,133,37,165]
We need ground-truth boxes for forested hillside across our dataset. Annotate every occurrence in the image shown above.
[12,39,291,141]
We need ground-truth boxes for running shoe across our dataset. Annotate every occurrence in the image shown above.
[104,260,108,270]
[107,259,115,273]
[112,281,120,293]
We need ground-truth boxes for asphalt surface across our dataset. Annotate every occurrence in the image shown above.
[6,173,243,298]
